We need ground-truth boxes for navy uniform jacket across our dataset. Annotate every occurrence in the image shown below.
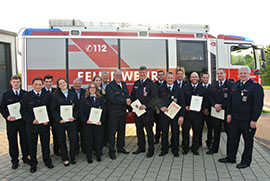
[155,80,167,87]
[51,90,79,123]
[209,79,233,111]
[183,83,209,120]
[21,90,52,124]
[199,83,211,110]
[80,96,106,124]
[158,84,185,118]
[105,80,129,117]
[174,80,188,89]
[130,78,158,112]
[0,89,27,121]
[228,79,264,122]
[41,87,56,121]
[70,87,86,119]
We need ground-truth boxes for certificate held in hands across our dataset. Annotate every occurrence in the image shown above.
[190,95,203,112]
[211,107,225,120]
[131,99,146,117]
[60,105,73,122]
[89,107,102,124]
[7,102,22,120]
[33,106,49,124]
[164,102,181,119]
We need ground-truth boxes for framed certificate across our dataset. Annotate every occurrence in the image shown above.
[60,105,73,122]
[89,107,102,124]
[164,102,181,119]
[211,107,225,120]
[131,99,146,117]
[33,106,49,124]
[7,102,22,120]
[190,95,203,112]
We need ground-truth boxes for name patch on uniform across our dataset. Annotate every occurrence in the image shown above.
[224,93,228,98]
[242,96,247,102]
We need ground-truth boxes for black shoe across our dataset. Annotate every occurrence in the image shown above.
[192,151,199,155]
[236,163,250,169]
[182,150,189,155]
[30,166,37,173]
[46,163,54,169]
[159,152,168,157]
[70,160,76,165]
[146,151,154,158]
[12,163,19,169]
[64,162,70,167]
[109,153,116,160]
[218,157,236,163]
[118,148,129,154]
[206,150,218,155]
[97,157,101,162]
[173,152,179,157]
[133,149,145,154]
[88,159,93,164]
[23,158,31,165]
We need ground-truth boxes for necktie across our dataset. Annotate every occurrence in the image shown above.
[37,93,40,97]
[179,82,182,88]
[219,81,222,87]
[91,96,95,102]
[15,91,18,96]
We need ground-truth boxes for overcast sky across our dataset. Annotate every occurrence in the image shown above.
[1,0,269,45]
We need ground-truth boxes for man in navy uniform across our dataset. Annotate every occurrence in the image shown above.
[174,69,187,88]
[70,78,86,154]
[21,77,54,173]
[219,67,264,169]
[182,72,209,155]
[42,75,59,156]
[153,70,166,144]
[158,72,185,157]
[106,69,131,159]
[0,75,30,169]
[207,68,233,154]
[199,73,212,148]
[131,66,158,158]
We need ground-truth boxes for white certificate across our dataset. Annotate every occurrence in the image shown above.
[60,105,73,122]
[164,102,181,119]
[131,99,146,117]
[211,107,225,120]
[33,106,49,124]
[190,95,203,112]
[7,102,22,120]
[89,107,102,124]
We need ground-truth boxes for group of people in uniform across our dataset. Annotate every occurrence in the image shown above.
[0,65,264,173]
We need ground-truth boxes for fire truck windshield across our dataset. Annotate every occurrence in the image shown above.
[230,46,256,69]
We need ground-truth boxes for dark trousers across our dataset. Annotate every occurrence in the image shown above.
[6,121,29,164]
[76,121,85,153]
[228,120,256,164]
[134,112,154,152]
[224,120,233,157]
[154,112,161,142]
[25,124,52,166]
[160,115,179,153]
[108,114,126,153]
[56,122,77,162]
[182,117,201,152]
[209,118,222,152]
[199,115,213,146]
[83,123,103,160]
[50,121,59,154]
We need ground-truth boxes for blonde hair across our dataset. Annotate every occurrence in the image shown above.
[85,82,101,98]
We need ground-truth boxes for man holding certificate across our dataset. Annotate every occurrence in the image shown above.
[0,75,30,169]
[51,78,78,167]
[182,72,208,155]
[21,77,53,173]
[80,82,105,163]
[158,72,185,157]
[131,66,158,158]
[207,68,233,155]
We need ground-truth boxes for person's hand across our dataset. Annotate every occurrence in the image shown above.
[139,105,147,110]
[227,115,231,123]
[215,104,222,112]
[7,116,16,121]
[33,120,39,125]
[160,107,168,112]
[250,121,257,129]
[126,98,131,106]
[203,109,209,115]
[43,122,48,125]
[68,117,75,122]
[96,121,101,125]
[186,106,190,111]
[87,120,91,124]
[178,116,184,126]
[60,120,65,124]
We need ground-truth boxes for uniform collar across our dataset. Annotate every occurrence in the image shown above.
[33,90,42,96]
[12,88,20,95]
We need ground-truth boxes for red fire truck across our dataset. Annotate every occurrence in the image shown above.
[20,19,265,92]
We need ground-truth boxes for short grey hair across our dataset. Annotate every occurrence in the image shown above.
[239,66,251,74]
[73,78,82,83]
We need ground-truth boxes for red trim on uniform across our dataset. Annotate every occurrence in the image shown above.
[149,33,195,38]
[81,32,138,36]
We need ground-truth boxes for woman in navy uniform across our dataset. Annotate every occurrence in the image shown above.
[0,75,30,169]
[80,82,105,163]
[51,78,78,166]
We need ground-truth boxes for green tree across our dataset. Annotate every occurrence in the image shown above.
[261,45,270,86]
